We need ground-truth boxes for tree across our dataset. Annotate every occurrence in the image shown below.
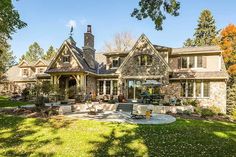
[20,42,44,62]
[218,24,236,75]
[184,9,218,47]
[183,38,194,47]
[0,44,16,79]
[43,46,57,61]
[0,0,27,54]
[227,79,236,115]
[132,0,180,30]
[103,32,135,52]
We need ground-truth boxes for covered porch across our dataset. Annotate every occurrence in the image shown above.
[50,73,86,100]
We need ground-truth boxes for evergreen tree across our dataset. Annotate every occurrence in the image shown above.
[194,9,218,46]
[43,46,56,60]
[227,79,236,115]
[20,42,44,62]
[183,9,218,47]
[0,44,16,79]
[183,38,194,47]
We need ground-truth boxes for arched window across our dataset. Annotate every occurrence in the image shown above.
[138,54,152,66]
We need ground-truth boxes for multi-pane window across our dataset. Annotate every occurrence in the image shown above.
[197,56,203,68]
[203,81,210,97]
[112,80,118,95]
[106,81,111,94]
[99,81,104,95]
[181,57,188,68]
[189,56,195,68]
[180,80,210,98]
[63,55,70,63]
[139,55,152,66]
[38,68,44,74]
[180,56,203,68]
[22,69,29,76]
[112,59,119,68]
[195,80,201,97]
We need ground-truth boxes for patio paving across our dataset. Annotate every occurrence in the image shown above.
[65,111,176,124]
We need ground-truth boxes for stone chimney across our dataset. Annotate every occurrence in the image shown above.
[83,25,95,68]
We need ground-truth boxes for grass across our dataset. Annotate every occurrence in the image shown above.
[0,96,30,107]
[0,114,236,157]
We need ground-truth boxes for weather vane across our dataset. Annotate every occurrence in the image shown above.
[69,26,73,37]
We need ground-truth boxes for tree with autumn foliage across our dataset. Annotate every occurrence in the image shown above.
[218,24,236,75]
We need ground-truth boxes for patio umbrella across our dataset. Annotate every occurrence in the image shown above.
[142,80,162,87]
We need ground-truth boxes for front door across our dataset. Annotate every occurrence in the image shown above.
[127,80,142,100]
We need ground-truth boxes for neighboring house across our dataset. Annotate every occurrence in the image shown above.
[0,25,228,113]
[0,59,50,94]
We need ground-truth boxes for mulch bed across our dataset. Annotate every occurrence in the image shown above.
[170,113,236,123]
[0,106,59,118]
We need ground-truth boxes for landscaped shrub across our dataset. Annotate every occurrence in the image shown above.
[208,105,221,115]
[183,110,192,115]
[183,99,199,107]
[201,108,215,117]
[227,82,236,115]
[194,106,202,115]
[232,109,236,120]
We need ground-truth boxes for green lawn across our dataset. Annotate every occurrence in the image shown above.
[0,96,30,107]
[0,115,236,157]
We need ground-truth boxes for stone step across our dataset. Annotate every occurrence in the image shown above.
[116,103,133,112]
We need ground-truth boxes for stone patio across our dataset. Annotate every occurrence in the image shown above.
[65,111,176,125]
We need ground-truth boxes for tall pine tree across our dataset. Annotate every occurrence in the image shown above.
[43,46,56,61]
[19,42,44,62]
[227,78,236,115]
[183,9,218,47]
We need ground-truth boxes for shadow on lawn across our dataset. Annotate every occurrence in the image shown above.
[89,119,236,157]
[0,115,65,157]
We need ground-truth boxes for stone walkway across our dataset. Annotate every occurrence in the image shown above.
[65,111,176,125]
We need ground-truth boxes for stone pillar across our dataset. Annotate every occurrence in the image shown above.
[65,77,69,100]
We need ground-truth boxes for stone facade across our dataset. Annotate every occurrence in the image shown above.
[197,81,227,113]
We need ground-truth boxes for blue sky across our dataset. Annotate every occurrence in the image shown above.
[11,0,236,60]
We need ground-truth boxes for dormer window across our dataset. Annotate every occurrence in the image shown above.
[37,68,44,74]
[112,58,120,68]
[63,55,70,63]
[22,69,29,77]
[138,54,152,66]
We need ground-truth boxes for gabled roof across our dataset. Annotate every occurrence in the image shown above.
[45,37,97,74]
[18,60,30,67]
[34,59,50,67]
[171,46,221,55]
[117,34,171,73]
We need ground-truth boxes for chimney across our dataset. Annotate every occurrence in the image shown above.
[83,25,96,69]
[84,25,94,49]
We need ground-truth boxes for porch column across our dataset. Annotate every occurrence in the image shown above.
[65,77,69,100]
[76,75,80,94]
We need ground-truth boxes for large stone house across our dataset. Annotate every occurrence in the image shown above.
[1,25,228,112]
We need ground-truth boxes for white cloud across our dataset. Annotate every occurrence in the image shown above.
[66,20,77,28]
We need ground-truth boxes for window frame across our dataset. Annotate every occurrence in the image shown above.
[180,80,210,98]
[180,56,204,69]
[62,55,70,63]
[138,54,152,66]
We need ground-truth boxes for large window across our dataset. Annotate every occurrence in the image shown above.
[197,56,203,68]
[139,55,152,66]
[113,80,118,95]
[180,56,203,69]
[181,57,188,68]
[99,81,104,95]
[180,80,210,98]
[106,81,111,94]
[203,81,210,97]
